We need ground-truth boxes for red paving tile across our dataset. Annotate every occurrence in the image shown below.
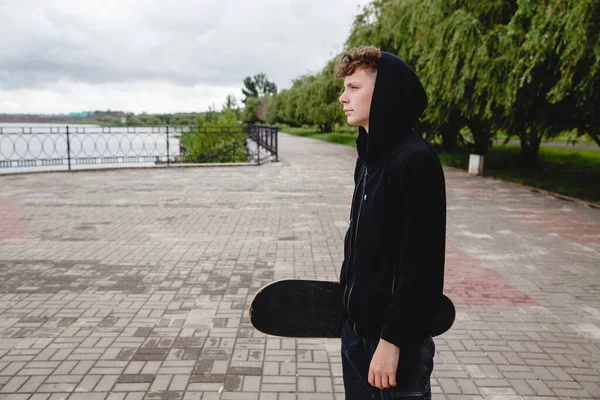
[444,240,536,306]
[0,199,24,245]
[507,208,600,245]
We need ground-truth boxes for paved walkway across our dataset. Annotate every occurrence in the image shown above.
[0,133,599,400]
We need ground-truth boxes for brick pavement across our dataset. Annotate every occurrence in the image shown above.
[0,132,599,399]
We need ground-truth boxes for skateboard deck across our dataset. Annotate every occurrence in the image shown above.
[249,279,455,338]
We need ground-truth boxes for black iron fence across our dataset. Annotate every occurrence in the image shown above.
[0,124,278,173]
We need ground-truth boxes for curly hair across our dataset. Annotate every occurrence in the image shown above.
[334,46,382,79]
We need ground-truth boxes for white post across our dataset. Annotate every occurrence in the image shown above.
[468,154,484,175]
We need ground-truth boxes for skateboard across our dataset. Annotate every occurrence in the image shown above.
[249,279,455,338]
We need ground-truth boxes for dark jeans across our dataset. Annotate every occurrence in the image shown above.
[341,321,434,400]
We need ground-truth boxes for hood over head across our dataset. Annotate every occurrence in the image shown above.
[356,52,428,164]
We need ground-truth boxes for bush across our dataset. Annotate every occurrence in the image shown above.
[180,126,248,163]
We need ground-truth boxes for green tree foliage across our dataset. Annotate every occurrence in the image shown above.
[126,113,162,126]
[344,0,599,163]
[170,113,200,126]
[223,94,242,121]
[218,109,239,127]
[499,0,600,161]
[125,114,142,126]
[223,94,238,111]
[268,0,598,163]
[270,77,313,127]
[240,74,278,123]
[125,112,208,127]
[196,108,240,128]
[264,62,345,132]
[303,62,346,132]
[242,73,278,103]
[243,97,260,123]
[346,0,519,155]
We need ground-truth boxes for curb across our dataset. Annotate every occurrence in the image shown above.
[0,162,265,177]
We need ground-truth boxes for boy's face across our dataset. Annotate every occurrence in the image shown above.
[339,67,376,131]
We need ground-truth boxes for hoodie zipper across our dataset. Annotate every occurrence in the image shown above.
[343,166,362,310]
[345,166,368,313]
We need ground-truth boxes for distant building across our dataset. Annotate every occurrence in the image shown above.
[69,111,95,118]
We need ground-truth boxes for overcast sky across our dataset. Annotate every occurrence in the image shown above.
[0,0,371,114]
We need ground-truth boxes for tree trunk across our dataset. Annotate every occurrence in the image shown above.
[319,123,333,133]
[440,115,464,151]
[441,126,459,151]
[467,121,491,155]
[519,130,542,165]
[588,130,600,147]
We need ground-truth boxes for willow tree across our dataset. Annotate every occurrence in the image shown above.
[267,77,312,127]
[417,0,519,155]
[499,0,600,161]
[346,0,519,155]
[266,89,298,126]
[265,62,345,132]
[301,61,345,133]
[345,0,600,162]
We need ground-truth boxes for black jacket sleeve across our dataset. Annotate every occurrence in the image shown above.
[380,150,446,348]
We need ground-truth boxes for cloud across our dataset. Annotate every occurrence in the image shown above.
[0,80,238,114]
[0,0,369,113]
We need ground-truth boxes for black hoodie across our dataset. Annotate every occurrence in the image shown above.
[339,52,446,348]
